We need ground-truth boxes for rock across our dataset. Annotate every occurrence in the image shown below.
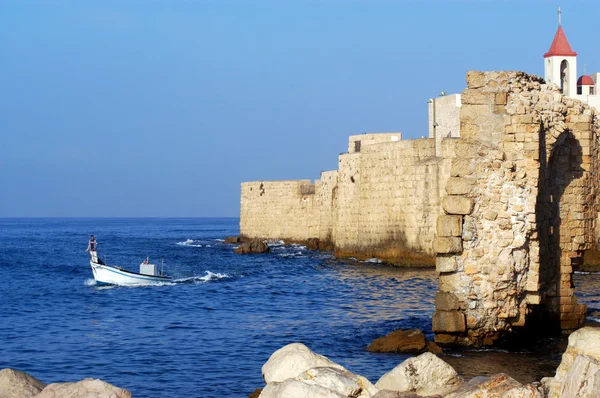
[305,238,320,250]
[234,239,270,254]
[368,329,441,355]
[35,378,131,398]
[432,310,466,333]
[446,374,541,397]
[224,236,242,244]
[295,367,377,398]
[0,368,46,398]
[260,379,346,398]
[248,387,262,398]
[262,343,347,384]
[375,352,462,396]
[542,327,600,398]
[373,391,442,398]
[557,355,600,398]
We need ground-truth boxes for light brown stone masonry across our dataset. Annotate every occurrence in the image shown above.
[433,71,600,347]
[240,136,457,265]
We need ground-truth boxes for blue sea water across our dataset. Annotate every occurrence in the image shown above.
[1,218,599,397]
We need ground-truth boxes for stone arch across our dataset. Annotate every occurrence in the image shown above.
[433,71,599,347]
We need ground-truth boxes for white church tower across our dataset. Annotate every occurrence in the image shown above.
[544,7,578,97]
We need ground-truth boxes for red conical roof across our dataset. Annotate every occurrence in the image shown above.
[544,26,577,58]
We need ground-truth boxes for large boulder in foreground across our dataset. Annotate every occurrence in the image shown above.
[260,379,346,398]
[234,239,270,254]
[35,378,132,398]
[446,374,542,397]
[261,367,378,398]
[0,368,46,398]
[542,326,600,398]
[368,329,442,355]
[262,343,347,384]
[375,352,461,396]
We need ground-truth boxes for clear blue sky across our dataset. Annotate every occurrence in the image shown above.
[1,0,598,217]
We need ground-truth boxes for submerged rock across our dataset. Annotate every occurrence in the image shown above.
[35,378,132,398]
[368,329,442,355]
[262,343,347,384]
[375,352,462,396]
[234,239,270,254]
[0,368,46,398]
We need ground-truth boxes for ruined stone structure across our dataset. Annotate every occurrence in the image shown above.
[433,71,599,346]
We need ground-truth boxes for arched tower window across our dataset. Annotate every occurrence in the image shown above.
[560,60,569,94]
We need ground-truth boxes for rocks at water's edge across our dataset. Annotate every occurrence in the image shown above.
[255,329,600,398]
[224,235,243,244]
[368,329,443,355]
[0,368,131,398]
[234,238,270,254]
[0,368,46,398]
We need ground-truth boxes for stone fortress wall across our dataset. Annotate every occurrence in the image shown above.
[241,133,458,265]
[241,69,600,346]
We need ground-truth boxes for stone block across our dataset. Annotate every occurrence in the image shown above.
[450,158,476,177]
[437,215,463,237]
[466,71,485,89]
[433,237,463,254]
[436,255,458,273]
[442,196,474,215]
[462,89,495,105]
[445,177,476,195]
[435,292,460,311]
[432,310,466,333]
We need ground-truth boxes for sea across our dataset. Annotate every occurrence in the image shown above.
[1,218,600,397]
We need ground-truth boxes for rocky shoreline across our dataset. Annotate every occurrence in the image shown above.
[252,326,600,397]
[3,327,598,397]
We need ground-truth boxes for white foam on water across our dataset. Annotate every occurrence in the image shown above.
[176,239,204,247]
[84,279,97,286]
[289,244,307,250]
[575,271,600,275]
[279,252,304,258]
[362,258,383,264]
[267,240,285,247]
[215,238,225,242]
[174,271,229,284]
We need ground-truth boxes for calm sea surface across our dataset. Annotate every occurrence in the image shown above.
[1,218,599,397]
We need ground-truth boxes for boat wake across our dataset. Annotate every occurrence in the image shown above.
[173,271,229,284]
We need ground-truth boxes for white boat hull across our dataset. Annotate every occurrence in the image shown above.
[90,261,171,286]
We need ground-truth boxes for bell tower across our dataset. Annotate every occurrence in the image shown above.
[544,7,577,97]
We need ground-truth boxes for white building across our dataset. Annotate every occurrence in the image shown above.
[544,9,600,110]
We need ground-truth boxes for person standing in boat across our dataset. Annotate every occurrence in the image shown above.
[85,235,99,263]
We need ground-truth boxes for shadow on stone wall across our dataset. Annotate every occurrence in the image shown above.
[532,127,584,335]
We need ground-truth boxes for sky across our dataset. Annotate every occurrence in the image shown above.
[1,0,599,217]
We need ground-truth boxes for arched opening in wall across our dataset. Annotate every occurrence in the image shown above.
[560,60,569,94]
[534,128,586,334]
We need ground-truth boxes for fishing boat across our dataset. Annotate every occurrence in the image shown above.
[90,257,172,286]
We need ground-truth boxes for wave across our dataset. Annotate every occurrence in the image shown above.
[279,252,304,258]
[362,258,383,264]
[267,240,285,247]
[84,279,96,286]
[176,239,205,248]
[174,271,229,284]
[575,271,600,275]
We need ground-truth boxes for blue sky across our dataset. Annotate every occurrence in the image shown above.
[1,0,598,217]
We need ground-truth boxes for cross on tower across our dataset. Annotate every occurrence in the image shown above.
[558,6,562,26]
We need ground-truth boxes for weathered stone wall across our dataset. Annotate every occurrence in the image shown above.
[240,136,457,264]
[348,133,402,153]
[433,71,600,346]
[334,138,456,264]
[240,180,320,241]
